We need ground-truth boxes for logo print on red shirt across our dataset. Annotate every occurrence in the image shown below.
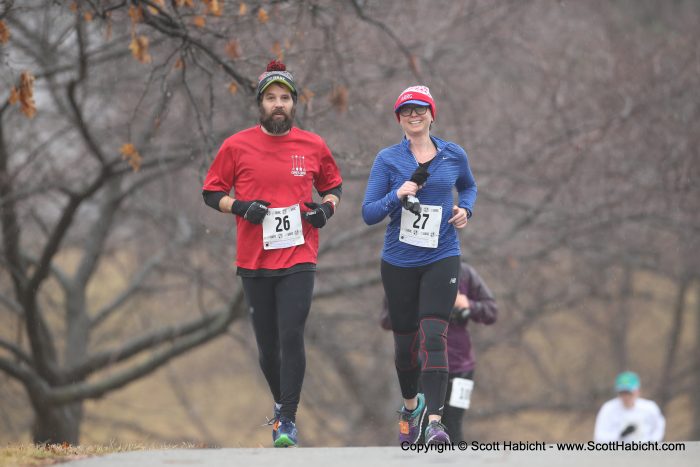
[291,155,306,176]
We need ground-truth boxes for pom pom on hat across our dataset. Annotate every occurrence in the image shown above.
[394,85,436,121]
[265,60,287,72]
[257,60,297,102]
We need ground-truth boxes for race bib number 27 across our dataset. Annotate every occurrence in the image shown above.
[399,204,442,248]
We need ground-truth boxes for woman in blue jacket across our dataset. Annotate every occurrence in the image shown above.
[362,85,477,445]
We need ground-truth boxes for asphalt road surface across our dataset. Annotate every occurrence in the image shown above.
[61,442,698,467]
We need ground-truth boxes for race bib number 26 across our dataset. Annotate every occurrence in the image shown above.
[262,204,304,250]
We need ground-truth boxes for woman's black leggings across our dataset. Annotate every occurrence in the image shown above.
[381,256,460,417]
[240,271,315,422]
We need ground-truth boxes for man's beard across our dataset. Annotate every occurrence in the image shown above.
[260,106,295,135]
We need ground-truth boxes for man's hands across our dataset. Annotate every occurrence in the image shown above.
[303,201,334,228]
[231,199,270,224]
[232,199,337,228]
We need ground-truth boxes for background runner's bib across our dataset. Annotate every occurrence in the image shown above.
[449,377,474,409]
[399,204,442,248]
[262,204,304,250]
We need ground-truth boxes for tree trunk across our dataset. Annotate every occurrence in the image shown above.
[692,282,700,440]
[657,276,688,411]
[32,401,83,445]
[612,266,632,371]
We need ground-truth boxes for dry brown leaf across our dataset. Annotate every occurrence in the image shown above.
[204,0,223,16]
[225,39,241,59]
[271,41,283,61]
[148,0,165,13]
[239,2,248,15]
[193,16,206,28]
[0,20,9,44]
[409,54,421,77]
[257,8,268,23]
[18,72,37,118]
[84,11,93,22]
[129,35,152,64]
[8,87,19,105]
[120,143,143,172]
[174,58,185,69]
[174,0,195,6]
[69,2,78,12]
[299,87,315,105]
[329,85,348,113]
[228,82,238,95]
[128,5,143,24]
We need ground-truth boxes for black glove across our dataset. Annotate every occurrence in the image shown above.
[410,165,430,186]
[620,424,636,438]
[231,199,270,224]
[303,201,334,228]
[402,165,430,215]
[450,307,471,324]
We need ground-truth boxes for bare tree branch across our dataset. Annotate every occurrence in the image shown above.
[0,0,14,20]
[0,338,33,366]
[0,293,22,315]
[49,291,246,405]
[0,356,44,394]
[348,0,423,81]
[68,289,240,381]
[138,0,256,92]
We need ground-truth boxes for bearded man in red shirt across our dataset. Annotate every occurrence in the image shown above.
[202,60,342,448]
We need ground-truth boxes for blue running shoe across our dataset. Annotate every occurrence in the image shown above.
[273,417,298,448]
[265,404,282,444]
[425,420,450,445]
[398,393,426,444]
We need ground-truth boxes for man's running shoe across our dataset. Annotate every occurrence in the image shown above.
[398,393,426,444]
[265,404,282,444]
[273,417,298,448]
[424,420,451,445]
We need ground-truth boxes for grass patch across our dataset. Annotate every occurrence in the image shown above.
[0,442,200,466]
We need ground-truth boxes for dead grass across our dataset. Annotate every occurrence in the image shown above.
[0,442,199,467]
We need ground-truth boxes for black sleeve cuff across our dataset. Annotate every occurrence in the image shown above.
[318,184,342,199]
[202,190,227,212]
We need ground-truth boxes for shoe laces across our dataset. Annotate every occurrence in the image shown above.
[263,416,279,427]
[263,408,281,427]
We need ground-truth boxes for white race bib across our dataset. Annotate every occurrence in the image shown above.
[399,204,442,248]
[449,377,474,409]
[262,204,304,250]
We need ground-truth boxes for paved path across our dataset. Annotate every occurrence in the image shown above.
[61,442,698,467]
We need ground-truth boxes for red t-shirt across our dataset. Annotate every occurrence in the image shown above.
[203,125,343,270]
